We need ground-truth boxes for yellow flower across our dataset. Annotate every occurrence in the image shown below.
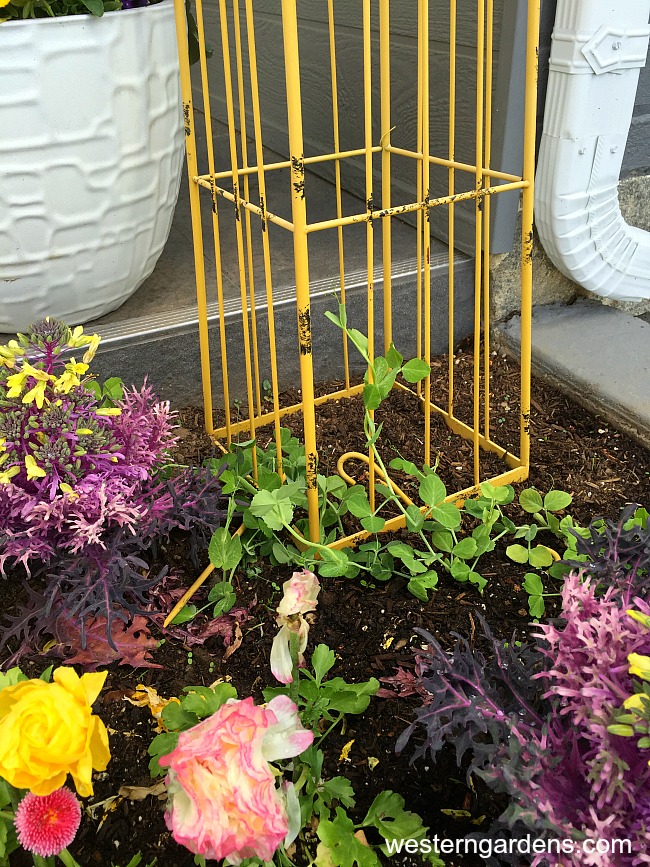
[5,368,28,399]
[628,654,650,682]
[623,693,650,713]
[66,325,87,348]
[95,407,122,417]
[627,609,650,630]
[23,378,50,408]
[54,358,89,394]
[7,361,54,408]
[24,455,46,481]
[82,334,101,365]
[59,482,79,500]
[0,667,110,796]
[0,343,17,368]
[0,465,19,485]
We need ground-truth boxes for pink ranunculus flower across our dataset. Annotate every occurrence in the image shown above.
[14,787,81,858]
[271,569,320,684]
[160,695,313,865]
[276,569,320,619]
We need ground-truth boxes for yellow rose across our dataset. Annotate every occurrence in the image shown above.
[0,668,110,796]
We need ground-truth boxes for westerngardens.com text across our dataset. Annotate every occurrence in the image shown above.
[385,835,633,860]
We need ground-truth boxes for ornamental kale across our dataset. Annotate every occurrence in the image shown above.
[563,502,650,596]
[0,319,228,653]
[396,564,650,865]
[0,320,179,569]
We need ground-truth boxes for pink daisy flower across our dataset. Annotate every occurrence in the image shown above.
[14,788,82,857]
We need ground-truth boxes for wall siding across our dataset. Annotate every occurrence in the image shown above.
[201,0,523,255]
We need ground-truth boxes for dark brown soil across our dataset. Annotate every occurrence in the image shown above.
[4,346,650,867]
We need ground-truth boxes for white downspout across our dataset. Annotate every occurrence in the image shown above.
[534,0,650,302]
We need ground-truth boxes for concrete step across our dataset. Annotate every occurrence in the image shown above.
[496,300,650,446]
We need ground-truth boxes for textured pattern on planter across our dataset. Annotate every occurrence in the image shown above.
[0,1,184,332]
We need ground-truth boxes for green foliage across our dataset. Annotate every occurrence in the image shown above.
[505,487,583,617]
[0,0,119,19]
[315,792,428,867]
[0,781,19,866]
[263,643,379,733]
[148,683,238,776]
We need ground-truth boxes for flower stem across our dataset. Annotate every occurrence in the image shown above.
[288,629,301,705]
[57,849,82,867]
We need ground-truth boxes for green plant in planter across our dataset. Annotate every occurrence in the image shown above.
[0,0,205,67]
[206,305,581,611]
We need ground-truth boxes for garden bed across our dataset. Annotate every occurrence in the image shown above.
[4,344,650,867]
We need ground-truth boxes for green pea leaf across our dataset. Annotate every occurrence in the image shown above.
[249,488,294,531]
[529,545,554,568]
[363,383,383,411]
[519,488,543,513]
[312,644,336,684]
[170,604,198,625]
[208,528,243,572]
[361,515,386,533]
[506,543,529,564]
[429,502,461,530]
[419,474,446,507]
[385,343,403,369]
[344,486,372,518]
[401,358,431,383]
[451,537,478,559]
[543,490,573,512]
[405,504,425,532]
[523,572,544,595]
[318,547,351,578]
[389,457,424,480]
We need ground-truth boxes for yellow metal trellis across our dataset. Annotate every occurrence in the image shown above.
[172,0,539,549]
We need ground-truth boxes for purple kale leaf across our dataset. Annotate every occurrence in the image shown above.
[563,502,650,596]
[397,567,650,865]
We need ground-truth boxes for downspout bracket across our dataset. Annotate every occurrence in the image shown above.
[582,25,650,74]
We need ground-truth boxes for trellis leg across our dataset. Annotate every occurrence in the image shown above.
[519,0,540,476]
[280,0,320,543]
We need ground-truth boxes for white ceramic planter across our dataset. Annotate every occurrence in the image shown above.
[0,0,184,332]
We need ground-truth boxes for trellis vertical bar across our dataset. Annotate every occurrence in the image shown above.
[233,0,262,419]
[280,0,320,543]
[327,0,350,391]
[362,0,376,511]
[420,0,432,469]
[448,0,457,419]
[379,0,392,354]
[519,0,540,473]
[244,0,285,478]
[195,0,231,442]
[172,0,214,435]
[415,0,423,398]
[218,0,258,472]
[483,0,494,440]
[472,0,485,485]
